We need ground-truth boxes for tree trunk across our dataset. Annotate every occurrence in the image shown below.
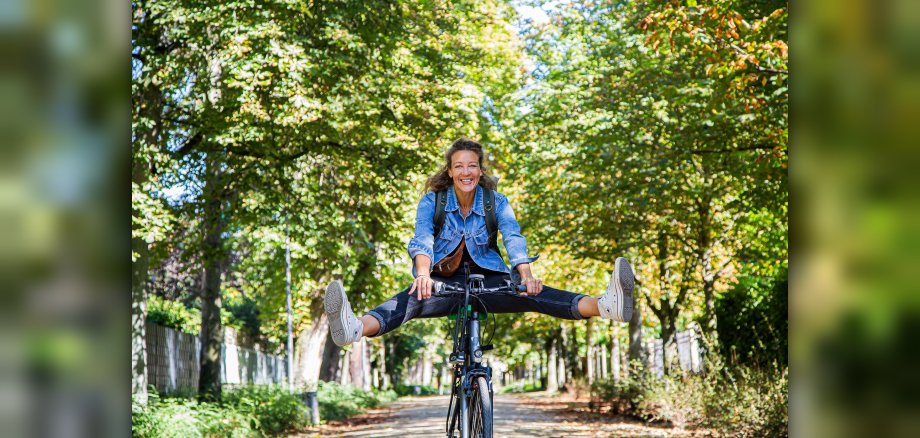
[546,336,558,392]
[611,324,621,384]
[627,297,642,371]
[131,230,149,406]
[378,340,389,389]
[703,276,718,346]
[564,322,579,380]
[660,314,677,375]
[339,351,350,385]
[586,317,595,384]
[424,349,435,387]
[363,339,372,391]
[132,73,164,407]
[371,341,380,389]
[349,338,366,389]
[319,330,341,382]
[295,310,328,391]
[198,155,225,400]
[557,324,568,388]
[599,340,608,379]
[546,335,558,392]
[537,350,545,389]
[131,159,150,405]
[386,339,400,387]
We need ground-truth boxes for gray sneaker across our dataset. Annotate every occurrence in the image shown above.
[597,257,635,322]
[325,280,363,346]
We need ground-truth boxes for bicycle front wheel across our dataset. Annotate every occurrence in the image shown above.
[468,376,493,438]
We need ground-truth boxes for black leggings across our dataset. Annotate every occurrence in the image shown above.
[366,270,587,337]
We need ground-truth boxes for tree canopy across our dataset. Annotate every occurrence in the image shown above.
[132,0,787,400]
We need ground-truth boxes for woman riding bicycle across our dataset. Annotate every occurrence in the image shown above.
[325,138,635,347]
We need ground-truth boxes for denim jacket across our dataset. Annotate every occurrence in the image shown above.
[407,185,539,277]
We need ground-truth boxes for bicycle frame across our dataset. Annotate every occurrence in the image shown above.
[456,276,491,438]
[436,265,524,438]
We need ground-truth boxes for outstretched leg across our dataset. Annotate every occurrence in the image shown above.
[594,257,635,322]
[578,296,601,318]
[325,280,363,347]
[360,315,380,337]
[326,278,458,345]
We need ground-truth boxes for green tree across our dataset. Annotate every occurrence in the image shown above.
[506,0,786,371]
[133,0,525,399]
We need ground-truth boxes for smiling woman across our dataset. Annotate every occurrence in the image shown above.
[324,138,638,347]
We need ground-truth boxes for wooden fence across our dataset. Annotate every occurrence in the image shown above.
[145,323,287,393]
[646,327,704,377]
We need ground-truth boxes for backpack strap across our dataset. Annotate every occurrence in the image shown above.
[483,189,499,252]
[433,188,500,255]
[433,190,448,239]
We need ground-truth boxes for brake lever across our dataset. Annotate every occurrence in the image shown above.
[504,278,526,294]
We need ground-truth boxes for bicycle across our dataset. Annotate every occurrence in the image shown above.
[431,265,526,438]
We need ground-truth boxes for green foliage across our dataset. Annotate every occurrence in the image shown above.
[316,381,398,422]
[222,385,308,435]
[503,0,788,365]
[591,362,788,437]
[222,292,262,339]
[716,266,788,367]
[497,381,542,394]
[393,384,439,396]
[132,391,257,438]
[133,386,321,437]
[146,295,201,335]
[133,0,526,380]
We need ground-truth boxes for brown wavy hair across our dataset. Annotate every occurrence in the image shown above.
[424,138,498,193]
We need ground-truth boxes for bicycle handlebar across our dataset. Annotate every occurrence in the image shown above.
[432,279,526,297]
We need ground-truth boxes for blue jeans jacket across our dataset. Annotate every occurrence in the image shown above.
[407,185,539,277]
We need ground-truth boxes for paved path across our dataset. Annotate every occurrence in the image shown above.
[291,391,711,437]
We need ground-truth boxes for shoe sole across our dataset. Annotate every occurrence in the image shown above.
[325,280,353,347]
[614,257,635,322]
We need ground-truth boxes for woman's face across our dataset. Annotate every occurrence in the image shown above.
[448,150,481,195]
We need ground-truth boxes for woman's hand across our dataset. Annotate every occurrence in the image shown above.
[519,276,543,297]
[516,263,543,296]
[409,274,433,300]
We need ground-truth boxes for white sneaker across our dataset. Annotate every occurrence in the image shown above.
[597,257,635,322]
[325,280,363,346]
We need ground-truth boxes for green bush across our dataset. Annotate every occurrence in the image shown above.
[316,381,398,422]
[590,362,788,437]
[133,386,320,437]
[590,372,651,416]
[716,267,788,368]
[132,391,257,438]
[701,366,788,437]
[146,295,201,335]
[497,381,542,394]
[223,385,308,435]
[393,383,440,396]
[134,383,400,434]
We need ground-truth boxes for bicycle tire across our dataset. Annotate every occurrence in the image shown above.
[469,376,493,438]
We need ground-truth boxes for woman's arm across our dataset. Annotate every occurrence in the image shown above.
[408,254,434,300]
[495,193,542,295]
[407,192,437,300]
[407,192,437,275]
